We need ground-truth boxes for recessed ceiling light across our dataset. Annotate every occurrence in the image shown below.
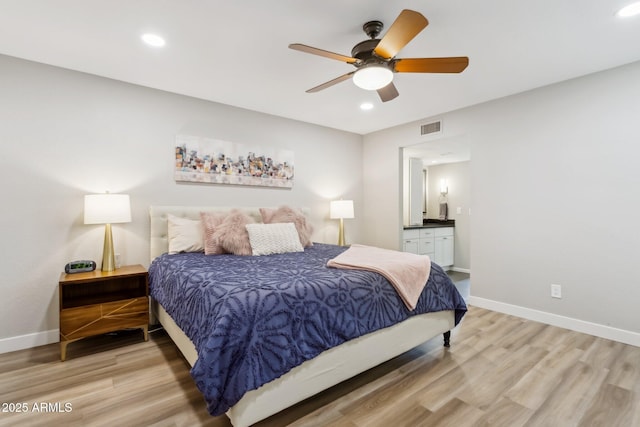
[360,102,374,111]
[617,2,640,17]
[141,33,166,47]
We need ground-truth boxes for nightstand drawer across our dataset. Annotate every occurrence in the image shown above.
[60,297,149,341]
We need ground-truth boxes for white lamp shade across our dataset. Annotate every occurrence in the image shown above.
[84,194,132,224]
[353,66,393,90]
[330,200,354,219]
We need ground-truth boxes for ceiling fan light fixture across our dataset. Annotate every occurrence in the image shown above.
[353,66,393,90]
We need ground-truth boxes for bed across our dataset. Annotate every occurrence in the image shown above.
[148,205,467,427]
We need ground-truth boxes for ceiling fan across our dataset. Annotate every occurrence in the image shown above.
[289,9,469,102]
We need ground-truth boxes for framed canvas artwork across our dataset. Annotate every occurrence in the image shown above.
[175,135,294,188]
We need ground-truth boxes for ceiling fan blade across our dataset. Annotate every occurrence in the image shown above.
[394,57,469,73]
[377,82,399,102]
[374,9,428,60]
[289,43,361,64]
[306,72,355,93]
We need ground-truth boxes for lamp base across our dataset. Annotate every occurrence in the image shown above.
[101,223,116,272]
[337,218,346,246]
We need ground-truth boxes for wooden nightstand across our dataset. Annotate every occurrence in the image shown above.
[59,264,149,361]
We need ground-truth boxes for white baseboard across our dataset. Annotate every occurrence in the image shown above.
[0,329,59,355]
[451,267,471,274]
[467,296,640,348]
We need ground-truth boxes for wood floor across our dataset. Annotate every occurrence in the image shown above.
[1,306,638,427]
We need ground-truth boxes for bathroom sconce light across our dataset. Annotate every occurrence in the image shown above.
[439,179,449,196]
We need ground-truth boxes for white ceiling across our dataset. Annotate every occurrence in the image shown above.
[1,0,639,137]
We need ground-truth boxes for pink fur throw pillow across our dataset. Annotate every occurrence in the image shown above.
[212,210,255,256]
[200,212,228,255]
[259,206,313,247]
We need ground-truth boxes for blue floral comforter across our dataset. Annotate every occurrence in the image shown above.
[149,243,466,416]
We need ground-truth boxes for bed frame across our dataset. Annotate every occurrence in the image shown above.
[149,205,455,427]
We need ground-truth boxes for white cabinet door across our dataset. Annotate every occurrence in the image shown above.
[435,236,454,267]
[403,230,420,254]
[403,239,419,254]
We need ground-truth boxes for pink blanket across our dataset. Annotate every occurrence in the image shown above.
[327,244,431,310]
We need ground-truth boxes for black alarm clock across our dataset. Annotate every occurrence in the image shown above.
[64,260,97,274]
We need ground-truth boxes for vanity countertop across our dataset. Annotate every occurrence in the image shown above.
[404,219,455,229]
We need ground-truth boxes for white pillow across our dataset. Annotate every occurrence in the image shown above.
[167,214,204,254]
[245,222,304,256]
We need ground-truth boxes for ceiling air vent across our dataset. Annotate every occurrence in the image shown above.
[420,121,442,136]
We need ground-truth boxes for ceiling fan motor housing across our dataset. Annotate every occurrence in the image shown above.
[351,38,392,70]
[351,21,393,70]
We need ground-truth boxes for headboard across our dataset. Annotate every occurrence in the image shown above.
[149,205,310,262]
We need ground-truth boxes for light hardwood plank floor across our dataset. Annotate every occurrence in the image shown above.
[0,306,638,427]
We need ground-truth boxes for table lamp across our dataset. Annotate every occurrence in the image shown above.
[330,200,354,246]
[84,193,131,271]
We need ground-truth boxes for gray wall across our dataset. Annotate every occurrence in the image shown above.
[363,60,640,342]
[0,55,363,350]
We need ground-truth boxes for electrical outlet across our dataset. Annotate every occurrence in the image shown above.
[551,284,562,299]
